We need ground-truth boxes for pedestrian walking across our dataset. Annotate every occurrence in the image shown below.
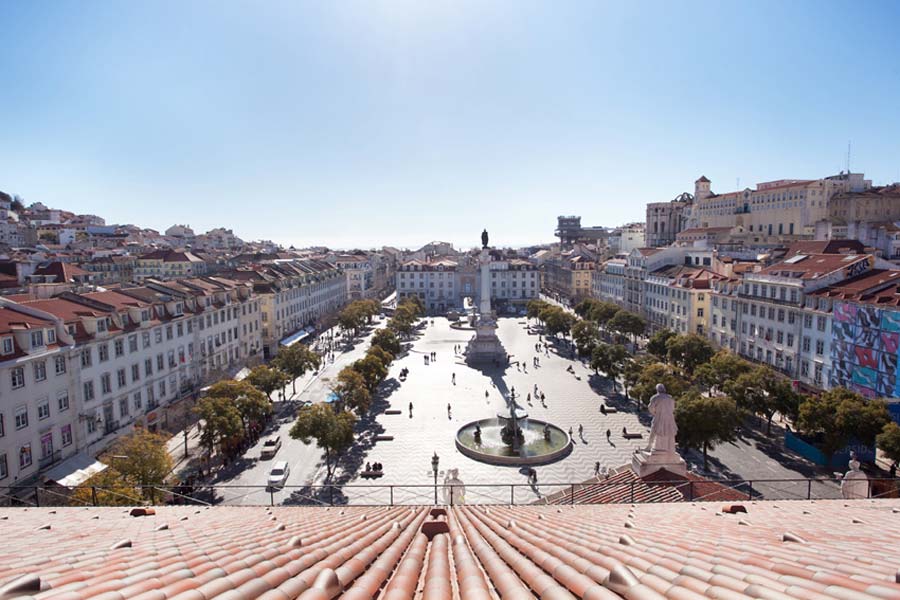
[447,403,452,418]
[578,424,584,437]
[595,461,600,476]
[606,428,611,440]
[568,426,573,438]
[451,373,456,385]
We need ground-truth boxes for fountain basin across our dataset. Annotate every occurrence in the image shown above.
[455,418,572,466]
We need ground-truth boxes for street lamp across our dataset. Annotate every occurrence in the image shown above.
[431,452,440,505]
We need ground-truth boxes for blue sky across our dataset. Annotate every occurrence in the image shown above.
[2,1,899,250]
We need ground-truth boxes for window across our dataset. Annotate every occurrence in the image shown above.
[15,406,28,430]
[804,314,813,328]
[697,308,704,317]
[166,325,173,341]
[132,364,140,382]
[30,330,44,347]
[97,318,108,332]
[788,312,796,325]
[117,368,127,388]
[155,328,163,343]
[0,454,6,479]
[157,354,164,370]
[61,425,73,447]
[158,380,166,398]
[19,444,32,469]
[133,391,142,410]
[817,316,826,332]
[87,413,97,434]
[98,343,109,362]
[11,367,24,389]
[128,334,138,353]
[83,381,95,402]
[802,337,811,353]
[776,331,784,344]
[55,355,66,375]
[814,363,823,384]
[787,333,794,347]
[101,373,112,394]
[33,360,46,382]
[37,399,50,420]
[0,414,3,437]
[81,348,92,368]
[114,339,125,357]
[1,337,12,354]
[142,332,151,349]
[145,358,153,376]
[119,397,129,418]
[816,340,825,356]
[58,391,69,412]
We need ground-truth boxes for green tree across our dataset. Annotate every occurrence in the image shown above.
[725,366,800,433]
[632,362,688,409]
[332,367,371,415]
[290,404,357,479]
[621,356,641,399]
[589,301,621,328]
[574,298,600,319]
[675,391,742,470]
[797,388,892,465]
[102,429,174,502]
[273,344,321,395]
[526,299,551,322]
[400,295,425,318]
[371,328,402,356]
[877,422,900,468]
[338,302,367,336]
[590,343,629,390]
[352,353,389,392]
[246,365,289,400]
[571,319,599,356]
[541,306,576,338]
[608,309,646,343]
[695,350,752,394]
[195,396,244,456]
[647,329,677,361]
[366,344,394,367]
[666,334,715,377]
[204,379,271,433]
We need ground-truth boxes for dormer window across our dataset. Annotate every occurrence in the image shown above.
[30,330,44,347]
[141,309,151,321]
[97,319,108,332]
[67,324,76,336]
[2,337,13,355]
[47,329,56,344]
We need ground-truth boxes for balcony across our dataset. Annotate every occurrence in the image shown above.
[104,420,120,436]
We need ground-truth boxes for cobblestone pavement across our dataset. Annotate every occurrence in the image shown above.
[322,317,649,505]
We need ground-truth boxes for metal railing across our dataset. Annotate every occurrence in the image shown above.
[1,477,897,508]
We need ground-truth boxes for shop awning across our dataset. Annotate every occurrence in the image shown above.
[280,330,310,347]
[42,452,108,488]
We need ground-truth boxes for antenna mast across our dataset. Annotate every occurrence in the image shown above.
[846,141,851,173]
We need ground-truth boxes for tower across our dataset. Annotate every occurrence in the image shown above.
[694,175,711,202]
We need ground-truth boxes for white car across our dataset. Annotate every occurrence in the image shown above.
[267,461,290,489]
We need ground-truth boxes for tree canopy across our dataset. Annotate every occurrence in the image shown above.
[631,362,688,409]
[273,344,321,394]
[290,404,357,478]
[695,350,752,394]
[608,309,645,341]
[371,328,402,357]
[571,319,599,356]
[726,366,800,433]
[540,306,577,338]
[590,343,629,390]
[647,329,677,361]
[666,333,715,376]
[877,422,900,467]
[246,365,289,400]
[352,353,389,392]
[675,391,741,470]
[797,387,892,463]
[332,367,371,415]
[195,395,244,456]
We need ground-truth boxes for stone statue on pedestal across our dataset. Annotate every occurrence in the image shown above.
[841,452,869,499]
[442,468,466,505]
[481,229,489,249]
[646,384,677,453]
[632,383,686,477]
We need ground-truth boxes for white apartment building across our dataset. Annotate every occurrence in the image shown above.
[327,253,374,300]
[592,258,626,307]
[488,258,539,308]
[396,259,459,314]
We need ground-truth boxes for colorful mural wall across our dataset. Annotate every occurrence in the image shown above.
[831,301,900,399]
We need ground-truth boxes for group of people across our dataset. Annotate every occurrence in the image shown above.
[424,351,438,365]
[365,462,383,473]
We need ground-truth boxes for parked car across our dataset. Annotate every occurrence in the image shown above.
[260,436,281,459]
[267,461,290,489]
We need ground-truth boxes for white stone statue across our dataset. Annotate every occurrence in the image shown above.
[841,452,869,499]
[442,468,466,505]
[646,384,677,453]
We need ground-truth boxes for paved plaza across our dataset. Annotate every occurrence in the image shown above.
[323,317,650,505]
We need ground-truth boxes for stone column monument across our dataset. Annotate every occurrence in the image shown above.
[465,229,507,364]
[632,383,687,477]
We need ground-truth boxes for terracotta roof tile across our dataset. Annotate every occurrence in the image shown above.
[1,502,899,599]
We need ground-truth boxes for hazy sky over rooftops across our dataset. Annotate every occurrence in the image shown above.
[2,1,899,249]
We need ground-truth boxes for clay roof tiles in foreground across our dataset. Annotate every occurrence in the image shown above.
[1,500,900,599]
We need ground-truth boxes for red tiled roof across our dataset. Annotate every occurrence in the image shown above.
[0,305,54,335]
[760,253,872,280]
[32,261,91,283]
[1,501,899,599]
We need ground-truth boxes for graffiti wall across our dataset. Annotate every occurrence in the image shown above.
[830,301,900,399]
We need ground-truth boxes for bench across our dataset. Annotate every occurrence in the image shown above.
[360,471,384,479]
[384,410,402,415]
[622,432,643,440]
[600,405,618,414]
[374,435,394,442]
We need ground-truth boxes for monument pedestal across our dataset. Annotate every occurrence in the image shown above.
[465,318,507,364]
[632,449,687,478]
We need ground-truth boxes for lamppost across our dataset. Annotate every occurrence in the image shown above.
[431,452,440,505]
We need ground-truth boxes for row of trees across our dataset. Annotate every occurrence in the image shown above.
[291,300,422,478]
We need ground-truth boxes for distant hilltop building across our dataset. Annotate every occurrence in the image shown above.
[555,216,608,250]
